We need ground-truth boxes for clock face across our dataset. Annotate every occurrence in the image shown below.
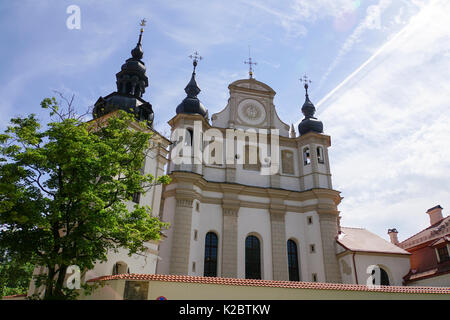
[237,99,266,125]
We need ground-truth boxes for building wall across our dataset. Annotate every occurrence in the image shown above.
[79,279,450,300]
[351,254,410,286]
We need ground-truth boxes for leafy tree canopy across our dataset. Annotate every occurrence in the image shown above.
[0,97,171,299]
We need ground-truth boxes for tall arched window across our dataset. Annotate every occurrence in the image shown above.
[204,232,218,277]
[245,235,261,279]
[185,128,193,146]
[287,239,300,281]
[303,147,311,165]
[370,266,390,286]
[380,267,390,286]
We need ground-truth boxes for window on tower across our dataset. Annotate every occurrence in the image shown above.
[185,128,194,146]
[317,146,325,164]
[204,232,218,277]
[303,147,311,166]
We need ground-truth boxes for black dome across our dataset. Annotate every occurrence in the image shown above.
[176,97,207,117]
[176,71,208,118]
[298,95,323,135]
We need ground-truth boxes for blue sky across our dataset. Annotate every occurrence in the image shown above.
[1,0,449,242]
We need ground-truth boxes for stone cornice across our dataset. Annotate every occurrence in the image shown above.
[163,171,342,213]
[167,113,211,129]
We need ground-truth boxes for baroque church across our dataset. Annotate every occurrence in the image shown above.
[26,25,450,299]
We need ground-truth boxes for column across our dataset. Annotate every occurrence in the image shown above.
[169,198,193,275]
[270,210,289,280]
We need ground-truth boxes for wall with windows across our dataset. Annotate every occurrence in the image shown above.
[237,207,273,280]
[285,211,326,282]
[346,253,410,286]
[189,202,222,277]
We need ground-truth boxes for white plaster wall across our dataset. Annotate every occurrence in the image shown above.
[304,175,314,190]
[354,254,411,286]
[338,254,357,284]
[155,196,176,275]
[285,211,326,282]
[235,167,270,188]
[319,174,329,189]
[86,244,159,281]
[237,207,273,280]
[203,166,226,182]
[280,176,300,191]
[192,203,223,276]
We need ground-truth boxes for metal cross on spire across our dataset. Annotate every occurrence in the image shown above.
[244,46,257,79]
[300,74,312,96]
[189,51,202,72]
[137,18,147,45]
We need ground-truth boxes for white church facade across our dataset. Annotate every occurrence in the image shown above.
[25,26,448,300]
[79,32,413,289]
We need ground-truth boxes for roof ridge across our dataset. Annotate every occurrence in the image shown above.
[86,274,450,294]
[400,216,450,245]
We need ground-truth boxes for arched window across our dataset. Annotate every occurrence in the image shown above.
[303,147,311,166]
[316,146,325,164]
[370,266,390,286]
[287,240,300,281]
[245,235,261,279]
[185,128,193,146]
[380,267,390,285]
[204,232,218,277]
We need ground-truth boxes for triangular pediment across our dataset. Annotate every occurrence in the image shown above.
[229,79,276,96]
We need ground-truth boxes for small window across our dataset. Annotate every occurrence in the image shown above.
[437,246,450,263]
[194,230,198,241]
[310,244,316,253]
[303,147,311,166]
[312,273,318,282]
[317,146,325,164]
[196,202,200,212]
[185,128,193,146]
[192,262,196,272]
[132,192,140,204]
[307,216,313,225]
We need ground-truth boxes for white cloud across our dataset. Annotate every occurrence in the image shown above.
[318,0,450,239]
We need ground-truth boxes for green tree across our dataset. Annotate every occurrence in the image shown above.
[0,97,171,300]
[0,249,35,298]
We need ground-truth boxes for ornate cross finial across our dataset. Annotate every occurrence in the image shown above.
[300,74,312,96]
[137,18,147,45]
[189,51,202,72]
[244,46,257,79]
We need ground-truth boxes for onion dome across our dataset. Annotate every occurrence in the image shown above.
[298,78,323,136]
[176,52,208,118]
[93,20,154,125]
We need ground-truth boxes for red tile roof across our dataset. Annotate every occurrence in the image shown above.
[87,273,450,295]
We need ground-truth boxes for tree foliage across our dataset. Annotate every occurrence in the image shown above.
[0,97,171,299]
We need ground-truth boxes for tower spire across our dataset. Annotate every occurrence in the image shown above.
[176,51,208,118]
[244,46,257,79]
[297,74,323,136]
[92,19,153,125]
[189,51,202,73]
[300,74,312,97]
